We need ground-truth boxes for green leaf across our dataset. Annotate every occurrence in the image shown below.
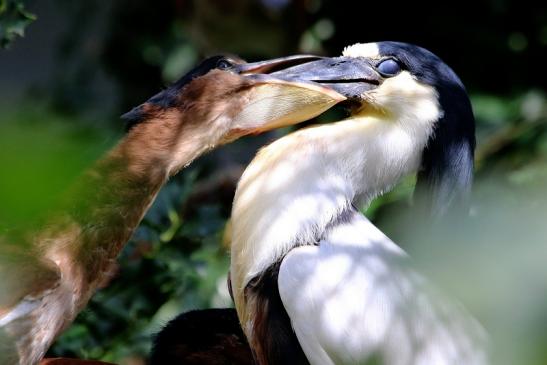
[0,0,36,48]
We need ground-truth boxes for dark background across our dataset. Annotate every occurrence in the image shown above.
[2,0,545,114]
[1,1,546,364]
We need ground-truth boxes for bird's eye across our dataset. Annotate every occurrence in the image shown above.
[216,59,233,70]
[376,58,401,77]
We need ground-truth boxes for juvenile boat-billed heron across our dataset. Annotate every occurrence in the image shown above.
[0,54,347,365]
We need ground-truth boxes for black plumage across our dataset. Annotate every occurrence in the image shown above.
[149,308,253,365]
[377,42,476,216]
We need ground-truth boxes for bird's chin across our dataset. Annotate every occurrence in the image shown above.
[227,78,346,139]
[338,98,367,113]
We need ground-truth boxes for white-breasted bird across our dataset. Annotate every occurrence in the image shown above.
[230,42,488,365]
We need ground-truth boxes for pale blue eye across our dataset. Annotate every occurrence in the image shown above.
[377,59,401,76]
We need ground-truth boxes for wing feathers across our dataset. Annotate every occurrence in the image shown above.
[278,209,488,365]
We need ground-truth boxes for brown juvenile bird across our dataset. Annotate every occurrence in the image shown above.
[0,54,345,365]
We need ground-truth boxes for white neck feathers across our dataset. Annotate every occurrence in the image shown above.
[230,103,439,316]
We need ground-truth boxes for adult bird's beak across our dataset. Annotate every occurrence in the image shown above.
[224,55,348,140]
[269,56,382,101]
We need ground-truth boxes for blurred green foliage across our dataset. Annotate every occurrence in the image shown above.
[0,0,35,48]
[0,0,546,364]
[51,171,235,361]
[0,106,112,230]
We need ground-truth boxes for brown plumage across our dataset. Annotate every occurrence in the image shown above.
[0,55,344,365]
[244,263,309,365]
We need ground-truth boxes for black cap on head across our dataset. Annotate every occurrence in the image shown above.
[377,42,475,216]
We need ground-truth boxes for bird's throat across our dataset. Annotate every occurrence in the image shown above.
[231,116,428,320]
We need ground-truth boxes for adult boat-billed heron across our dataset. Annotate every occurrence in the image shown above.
[230,42,487,365]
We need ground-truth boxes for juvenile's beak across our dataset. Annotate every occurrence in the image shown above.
[226,55,347,139]
[234,55,325,74]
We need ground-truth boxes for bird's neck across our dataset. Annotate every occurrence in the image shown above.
[126,110,230,176]
[43,112,226,306]
[231,114,432,317]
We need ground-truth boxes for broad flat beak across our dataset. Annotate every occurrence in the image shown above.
[226,55,347,140]
[270,56,382,100]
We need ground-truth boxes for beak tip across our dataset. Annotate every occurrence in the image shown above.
[306,83,347,103]
[333,92,348,102]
